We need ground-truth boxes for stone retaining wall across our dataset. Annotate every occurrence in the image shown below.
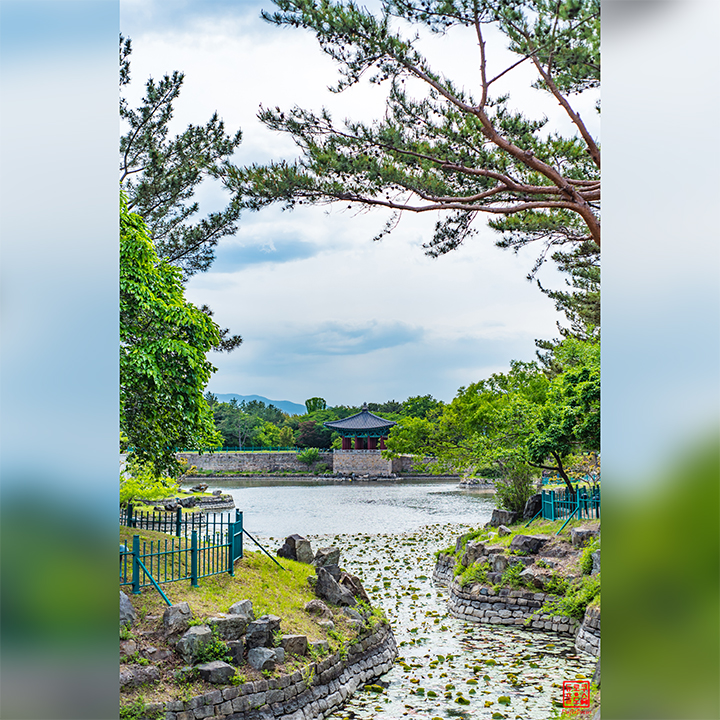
[574,604,600,658]
[446,580,579,637]
[177,452,334,474]
[158,622,397,720]
[331,451,400,477]
[432,552,455,585]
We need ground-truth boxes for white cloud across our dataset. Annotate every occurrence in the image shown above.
[122,1,578,404]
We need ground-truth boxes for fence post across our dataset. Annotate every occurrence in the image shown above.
[191,531,198,587]
[131,535,140,595]
[126,503,134,527]
[236,510,243,561]
[176,507,182,538]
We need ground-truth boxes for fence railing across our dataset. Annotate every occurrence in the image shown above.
[119,509,244,595]
[121,504,240,539]
[540,486,601,523]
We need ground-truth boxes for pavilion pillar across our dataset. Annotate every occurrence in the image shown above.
[379,436,386,450]
[354,436,363,450]
[342,436,351,451]
[368,436,378,450]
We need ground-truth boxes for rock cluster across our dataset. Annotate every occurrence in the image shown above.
[434,525,601,658]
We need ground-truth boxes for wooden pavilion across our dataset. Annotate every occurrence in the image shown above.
[323,403,397,451]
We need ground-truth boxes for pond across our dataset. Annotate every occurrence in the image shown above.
[205,479,596,719]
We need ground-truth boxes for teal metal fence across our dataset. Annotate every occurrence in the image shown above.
[119,509,244,595]
[538,486,600,534]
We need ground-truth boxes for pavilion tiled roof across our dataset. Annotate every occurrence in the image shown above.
[323,404,397,432]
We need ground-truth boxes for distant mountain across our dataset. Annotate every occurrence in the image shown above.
[214,393,306,415]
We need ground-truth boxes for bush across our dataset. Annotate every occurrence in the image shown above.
[194,629,232,664]
[297,447,320,466]
[459,561,490,587]
[494,471,535,514]
[580,538,599,575]
[543,574,600,620]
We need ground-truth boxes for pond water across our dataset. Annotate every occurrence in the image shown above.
[204,480,596,719]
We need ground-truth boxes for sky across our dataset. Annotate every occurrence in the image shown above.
[119,0,601,407]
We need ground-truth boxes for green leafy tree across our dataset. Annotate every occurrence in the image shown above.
[278,425,295,447]
[120,35,243,352]
[305,397,327,413]
[230,0,600,271]
[385,339,599,495]
[120,193,222,477]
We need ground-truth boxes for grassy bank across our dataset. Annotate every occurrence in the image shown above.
[120,526,382,713]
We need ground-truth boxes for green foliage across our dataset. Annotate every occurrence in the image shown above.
[580,538,600,575]
[543,574,600,620]
[458,561,490,588]
[543,572,571,597]
[305,397,327,413]
[232,0,600,274]
[297,447,321,466]
[194,629,232,665]
[120,35,243,281]
[499,561,526,589]
[120,193,222,477]
[120,456,180,506]
[494,470,535,514]
[119,697,161,720]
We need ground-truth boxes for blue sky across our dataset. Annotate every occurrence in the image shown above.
[119,0,601,406]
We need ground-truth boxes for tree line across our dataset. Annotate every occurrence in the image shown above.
[205,394,444,450]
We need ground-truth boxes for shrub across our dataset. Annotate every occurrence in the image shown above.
[494,471,535,514]
[459,561,490,588]
[543,574,600,620]
[194,629,232,664]
[580,538,600,575]
[499,561,525,589]
[297,447,320,466]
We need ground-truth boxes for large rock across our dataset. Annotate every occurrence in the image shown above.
[571,527,599,547]
[226,639,244,665]
[245,615,281,649]
[207,613,250,640]
[509,534,548,554]
[280,634,308,656]
[491,553,509,573]
[119,640,137,659]
[227,599,255,620]
[339,572,370,603]
[313,547,341,567]
[304,599,332,619]
[175,625,213,663]
[487,509,518,527]
[119,664,161,688]
[522,493,542,520]
[519,568,545,589]
[248,647,276,671]
[591,549,601,575]
[162,602,193,637]
[277,534,314,563]
[315,566,356,607]
[462,540,486,567]
[120,591,136,628]
[196,661,236,684]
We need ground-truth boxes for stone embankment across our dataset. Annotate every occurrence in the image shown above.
[575,604,601,657]
[433,516,600,658]
[149,623,396,720]
[121,535,398,720]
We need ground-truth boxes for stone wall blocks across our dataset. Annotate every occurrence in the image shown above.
[218,700,233,716]
[192,705,213,719]
[176,712,193,720]
[231,696,248,713]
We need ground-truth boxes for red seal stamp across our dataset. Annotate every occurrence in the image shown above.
[563,679,591,709]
